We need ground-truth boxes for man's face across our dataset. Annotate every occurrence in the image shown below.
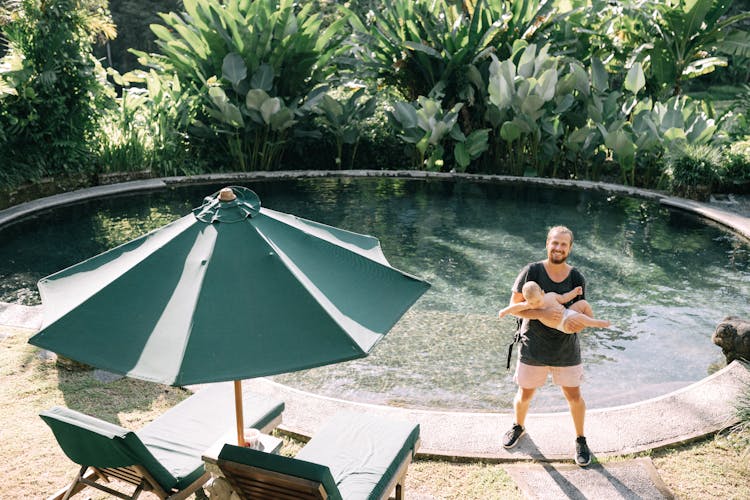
[547,230,572,264]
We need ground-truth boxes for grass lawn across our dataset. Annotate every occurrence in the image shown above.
[2,324,748,499]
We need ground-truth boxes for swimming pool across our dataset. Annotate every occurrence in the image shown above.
[2,176,747,410]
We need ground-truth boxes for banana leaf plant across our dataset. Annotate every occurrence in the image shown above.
[132,0,348,170]
[344,0,513,140]
[624,0,750,97]
[388,96,488,171]
[312,87,377,169]
[486,42,566,176]
[594,62,718,185]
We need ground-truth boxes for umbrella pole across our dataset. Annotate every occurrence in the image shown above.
[234,380,246,446]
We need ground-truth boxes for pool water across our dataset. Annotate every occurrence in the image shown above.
[2,178,748,410]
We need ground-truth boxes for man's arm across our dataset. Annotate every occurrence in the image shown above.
[506,291,563,323]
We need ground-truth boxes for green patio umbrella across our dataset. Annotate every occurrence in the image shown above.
[29,186,430,445]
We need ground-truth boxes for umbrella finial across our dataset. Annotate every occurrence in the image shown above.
[219,188,237,202]
[193,186,262,223]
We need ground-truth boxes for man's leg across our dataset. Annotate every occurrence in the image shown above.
[561,385,585,436]
[514,386,536,428]
[562,385,592,466]
[504,362,545,448]
[503,386,535,448]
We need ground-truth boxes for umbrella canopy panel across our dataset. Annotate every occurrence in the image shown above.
[29,187,430,386]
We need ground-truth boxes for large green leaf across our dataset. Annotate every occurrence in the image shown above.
[208,87,243,127]
[454,142,470,169]
[536,68,557,101]
[500,120,522,142]
[590,57,608,93]
[222,53,247,88]
[623,63,645,95]
[260,97,282,125]
[250,64,274,92]
[269,107,296,131]
[390,101,419,129]
[245,88,271,110]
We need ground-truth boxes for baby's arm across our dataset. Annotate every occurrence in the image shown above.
[499,301,532,318]
[555,286,583,304]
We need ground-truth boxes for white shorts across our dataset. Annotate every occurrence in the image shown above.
[514,361,584,388]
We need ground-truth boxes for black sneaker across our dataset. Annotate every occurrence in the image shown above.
[502,423,525,448]
[575,436,591,466]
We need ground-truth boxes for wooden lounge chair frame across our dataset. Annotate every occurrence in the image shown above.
[217,411,421,500]
[41,383,284,500]
[218,442,418,500]
[52,463,208,500]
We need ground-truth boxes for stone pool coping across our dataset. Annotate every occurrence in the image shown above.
[2,170,749,242]
[2,171,750,461]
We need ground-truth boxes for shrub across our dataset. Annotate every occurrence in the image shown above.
[0,0,115,187]
[721,141,750,193]
[663,144,724,200]
[98,69,202,177]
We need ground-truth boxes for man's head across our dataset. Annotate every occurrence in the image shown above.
[521,281,545,308]
[546,225,574,264]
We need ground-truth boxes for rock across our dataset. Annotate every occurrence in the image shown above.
[712,316,750,363]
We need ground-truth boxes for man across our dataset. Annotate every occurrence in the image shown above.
[501,225,596,467]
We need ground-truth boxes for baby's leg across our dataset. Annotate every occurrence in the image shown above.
[566,300,610,329]
[569,299,594,317]
[569,311,611,329]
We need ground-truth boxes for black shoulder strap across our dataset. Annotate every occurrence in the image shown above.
[506,316,522,369]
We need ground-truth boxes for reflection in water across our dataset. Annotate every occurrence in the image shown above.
[1,179,748,410]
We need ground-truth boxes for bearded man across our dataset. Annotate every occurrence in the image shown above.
[501,225,598,467]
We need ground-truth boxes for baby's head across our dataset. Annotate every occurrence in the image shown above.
[522,281,545,308]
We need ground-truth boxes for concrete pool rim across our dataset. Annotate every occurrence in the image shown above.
[1,170,749,242]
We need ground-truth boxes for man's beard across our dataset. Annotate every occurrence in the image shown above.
[549,252,567,264]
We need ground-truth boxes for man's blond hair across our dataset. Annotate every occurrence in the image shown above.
[547,225,574,244]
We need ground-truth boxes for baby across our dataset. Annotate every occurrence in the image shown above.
[498,281,611,333]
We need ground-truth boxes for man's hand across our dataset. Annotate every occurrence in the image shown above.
[563,313,586,333]
[538,307,563,325]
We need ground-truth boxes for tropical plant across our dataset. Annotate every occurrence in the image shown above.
[623,0,750,97]
[99,69,200,176]
[485,42,585,176]
[345,0,506,102]
[133,0,350,170]
[0,0,116,186]
[590,60,719,186]
[662,143,724,200]
[312,86,377,169]
[388,95,489,171]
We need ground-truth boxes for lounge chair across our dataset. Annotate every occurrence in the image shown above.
[217,411,420,500]
[40,382,284,500]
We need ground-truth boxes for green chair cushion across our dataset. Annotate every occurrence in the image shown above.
[137,382,284,490]
[219,444,342,499]
[40,406,178,490]
[295,412,420,500]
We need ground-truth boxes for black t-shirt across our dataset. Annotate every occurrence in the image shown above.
[512,261,586,366]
